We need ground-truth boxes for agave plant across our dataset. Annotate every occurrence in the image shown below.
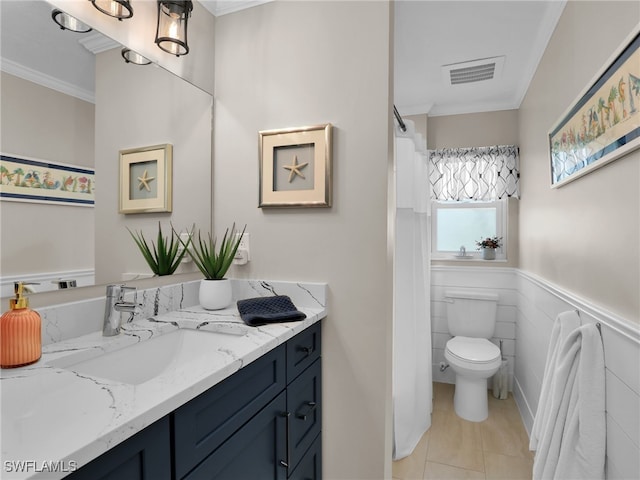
[127,222,191,276]
[178,223,246,280]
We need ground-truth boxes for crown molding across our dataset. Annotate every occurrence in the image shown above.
[1,57,95,104]
[79,32,120,54]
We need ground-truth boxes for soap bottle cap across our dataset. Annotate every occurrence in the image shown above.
[10,282,30,310]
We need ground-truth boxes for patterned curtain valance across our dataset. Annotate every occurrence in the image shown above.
[428,145,520,201]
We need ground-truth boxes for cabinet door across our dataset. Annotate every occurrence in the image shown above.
[183,391,288,480]
[287,358,321,472]
[174,345,286,479]
[288,434,321,480]
[70,416,171,480]
[286,322,321,384]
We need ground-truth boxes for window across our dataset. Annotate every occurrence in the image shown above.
[428,144,518,260]
[431,199,507,259]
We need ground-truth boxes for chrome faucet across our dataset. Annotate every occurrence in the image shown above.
[103,285,141,336]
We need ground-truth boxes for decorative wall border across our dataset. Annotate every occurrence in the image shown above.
[0,154,95,206]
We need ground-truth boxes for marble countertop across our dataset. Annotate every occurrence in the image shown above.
[1,282,326,479]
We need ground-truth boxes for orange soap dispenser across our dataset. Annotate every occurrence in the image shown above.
[0,282,41,368]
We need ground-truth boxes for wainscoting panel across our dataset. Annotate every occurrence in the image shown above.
[514,269,640,480]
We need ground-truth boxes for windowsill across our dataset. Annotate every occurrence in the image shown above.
[431,256,508,263]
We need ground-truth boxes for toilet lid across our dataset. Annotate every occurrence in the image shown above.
[446,337,501,364]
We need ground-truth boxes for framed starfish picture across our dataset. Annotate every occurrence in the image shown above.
[259,124,332,207]
[119,144,172,214]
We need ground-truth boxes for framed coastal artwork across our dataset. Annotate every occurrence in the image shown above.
[549,28,640,187]
[258,124,332,208]
[119,144,172,214]
[0,154,95,206]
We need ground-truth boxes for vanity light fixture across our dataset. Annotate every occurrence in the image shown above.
[90,0,134,21]
[155,1,193,57]
[51,9,92,33]
[121,48,152,65]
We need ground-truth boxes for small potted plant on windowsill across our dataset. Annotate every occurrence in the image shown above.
[128,222,191,276]
[476,236,502,260]
[177,223,246,310]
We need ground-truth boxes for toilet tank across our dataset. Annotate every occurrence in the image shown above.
[445,290,499,338]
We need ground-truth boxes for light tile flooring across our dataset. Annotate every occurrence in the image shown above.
[393,383,534,480]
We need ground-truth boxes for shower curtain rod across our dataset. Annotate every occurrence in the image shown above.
[393,105,407,132]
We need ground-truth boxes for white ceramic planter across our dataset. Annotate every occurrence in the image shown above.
[199,278,232,310]
[482,247,496,260]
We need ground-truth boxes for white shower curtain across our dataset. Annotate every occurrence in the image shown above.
[393,120,432,460]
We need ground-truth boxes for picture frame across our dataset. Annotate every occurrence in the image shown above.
[549,28,640,188]
[259,124,332,208]
[119,144,172,214]
[0,153,95,207]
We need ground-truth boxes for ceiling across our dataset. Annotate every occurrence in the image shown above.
[394,1,566,117]
[3,1,566,118]
[202,0,567,118]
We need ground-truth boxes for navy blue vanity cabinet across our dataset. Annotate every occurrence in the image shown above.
[286,321,321,384]
[70,416,171,480]
[289,435,322,480]
[181,391,288,480]
[173,345,287,479]
[286,357,322,473]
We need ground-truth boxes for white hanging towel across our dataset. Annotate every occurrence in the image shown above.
[530,319,606,479]
[530,310,580,451]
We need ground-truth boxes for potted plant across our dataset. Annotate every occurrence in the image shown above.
[178,223,246,310]
[128,222,191,276]
[476,236,502,260]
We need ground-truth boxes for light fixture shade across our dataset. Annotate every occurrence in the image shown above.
[121,48,151,65]
[51,9,92,33]
[90,0,133,20]
[155,1,193,57]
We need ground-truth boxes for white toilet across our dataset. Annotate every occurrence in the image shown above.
[444,290,501,422]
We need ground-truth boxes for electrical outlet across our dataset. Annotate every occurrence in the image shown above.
[234,232,250,262]
[178,232,192,263]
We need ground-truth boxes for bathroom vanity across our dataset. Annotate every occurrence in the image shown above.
[0,280,326,480]
[72,323,321,480]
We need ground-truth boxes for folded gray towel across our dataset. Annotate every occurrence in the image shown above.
[236,295,307,326]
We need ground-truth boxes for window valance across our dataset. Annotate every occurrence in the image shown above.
[428,145,520,201]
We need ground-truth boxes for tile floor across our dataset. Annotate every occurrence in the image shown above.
[393,383,534,480]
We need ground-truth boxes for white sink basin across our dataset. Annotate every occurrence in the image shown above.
[48,329,221,385]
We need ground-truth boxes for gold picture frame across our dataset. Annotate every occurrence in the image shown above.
[119,144,172,214]
[259,124,332,208]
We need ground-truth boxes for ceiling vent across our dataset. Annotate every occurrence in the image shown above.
[442,56,505,86]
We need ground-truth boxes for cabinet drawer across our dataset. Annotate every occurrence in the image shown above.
[286,322,321,383]
[288,434,321,480]
[70,416,171,480]
[287,358,321,472]
[183,391,288,480]
[174,345,286,479]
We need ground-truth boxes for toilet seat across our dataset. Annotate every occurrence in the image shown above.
[445,336,500,364]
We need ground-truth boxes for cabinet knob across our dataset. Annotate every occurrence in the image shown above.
[297,345,312,356]
[295,401,317,420]
[279,460,289,468]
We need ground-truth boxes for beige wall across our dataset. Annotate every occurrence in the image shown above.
[428,109,519,148]
[0,72,95,277]
[519,1,639,323]
[94,48,212,284]
[427,110,520,268]
[407,113,428,140]
[213,2,394,478]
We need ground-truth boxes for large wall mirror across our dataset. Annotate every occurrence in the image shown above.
[0,0,212,299]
